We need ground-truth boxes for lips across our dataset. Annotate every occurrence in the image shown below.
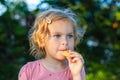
[59,48,68,51]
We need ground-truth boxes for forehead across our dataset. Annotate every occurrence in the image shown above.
[48,19,75,34]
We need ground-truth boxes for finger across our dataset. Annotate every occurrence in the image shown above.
[66,56,72,64]
[68,50,85,63]
[69,50,82,57]
[70,54,85,64]
[71,57,79,62]
[80,57,85,64]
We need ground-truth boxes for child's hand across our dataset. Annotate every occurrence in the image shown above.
[67,50,84,77]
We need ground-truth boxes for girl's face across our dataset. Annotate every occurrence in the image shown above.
[44,19,75,60]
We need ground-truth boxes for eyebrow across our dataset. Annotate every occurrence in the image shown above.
[51,32,74,34]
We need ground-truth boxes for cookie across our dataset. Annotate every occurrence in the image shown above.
[62,51,70,57]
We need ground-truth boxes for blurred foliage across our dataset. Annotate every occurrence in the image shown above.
[0,0,120,80]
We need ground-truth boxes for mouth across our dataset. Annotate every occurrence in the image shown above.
[59,49,69,55]
[59,48,68,51]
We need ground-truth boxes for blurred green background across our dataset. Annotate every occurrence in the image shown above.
[0,0,120,80]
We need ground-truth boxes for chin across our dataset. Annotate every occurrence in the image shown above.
[57,57,66,61]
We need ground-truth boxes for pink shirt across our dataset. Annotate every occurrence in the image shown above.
[18,60,85,80]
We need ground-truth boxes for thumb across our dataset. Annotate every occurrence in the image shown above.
[66,56,72,64]
[66,50,72,64]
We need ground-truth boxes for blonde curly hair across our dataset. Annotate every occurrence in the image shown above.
[28,8,84,59]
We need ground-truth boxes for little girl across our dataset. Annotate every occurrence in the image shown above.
[18,8,86,80]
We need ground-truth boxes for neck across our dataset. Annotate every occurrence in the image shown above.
[41,57,68,72]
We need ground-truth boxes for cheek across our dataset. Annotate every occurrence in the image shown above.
[49,38,60,47]
[68,39,74,48]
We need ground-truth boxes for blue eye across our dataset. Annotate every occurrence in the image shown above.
[54,34,61,38]
[67,34,73,39]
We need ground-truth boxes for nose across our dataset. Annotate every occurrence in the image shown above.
[61,37,68,46]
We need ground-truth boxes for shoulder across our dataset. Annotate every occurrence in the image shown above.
[19,60,40,76]
[26,60,40,66]
[21,60,40,70]
[18,60,41,80]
